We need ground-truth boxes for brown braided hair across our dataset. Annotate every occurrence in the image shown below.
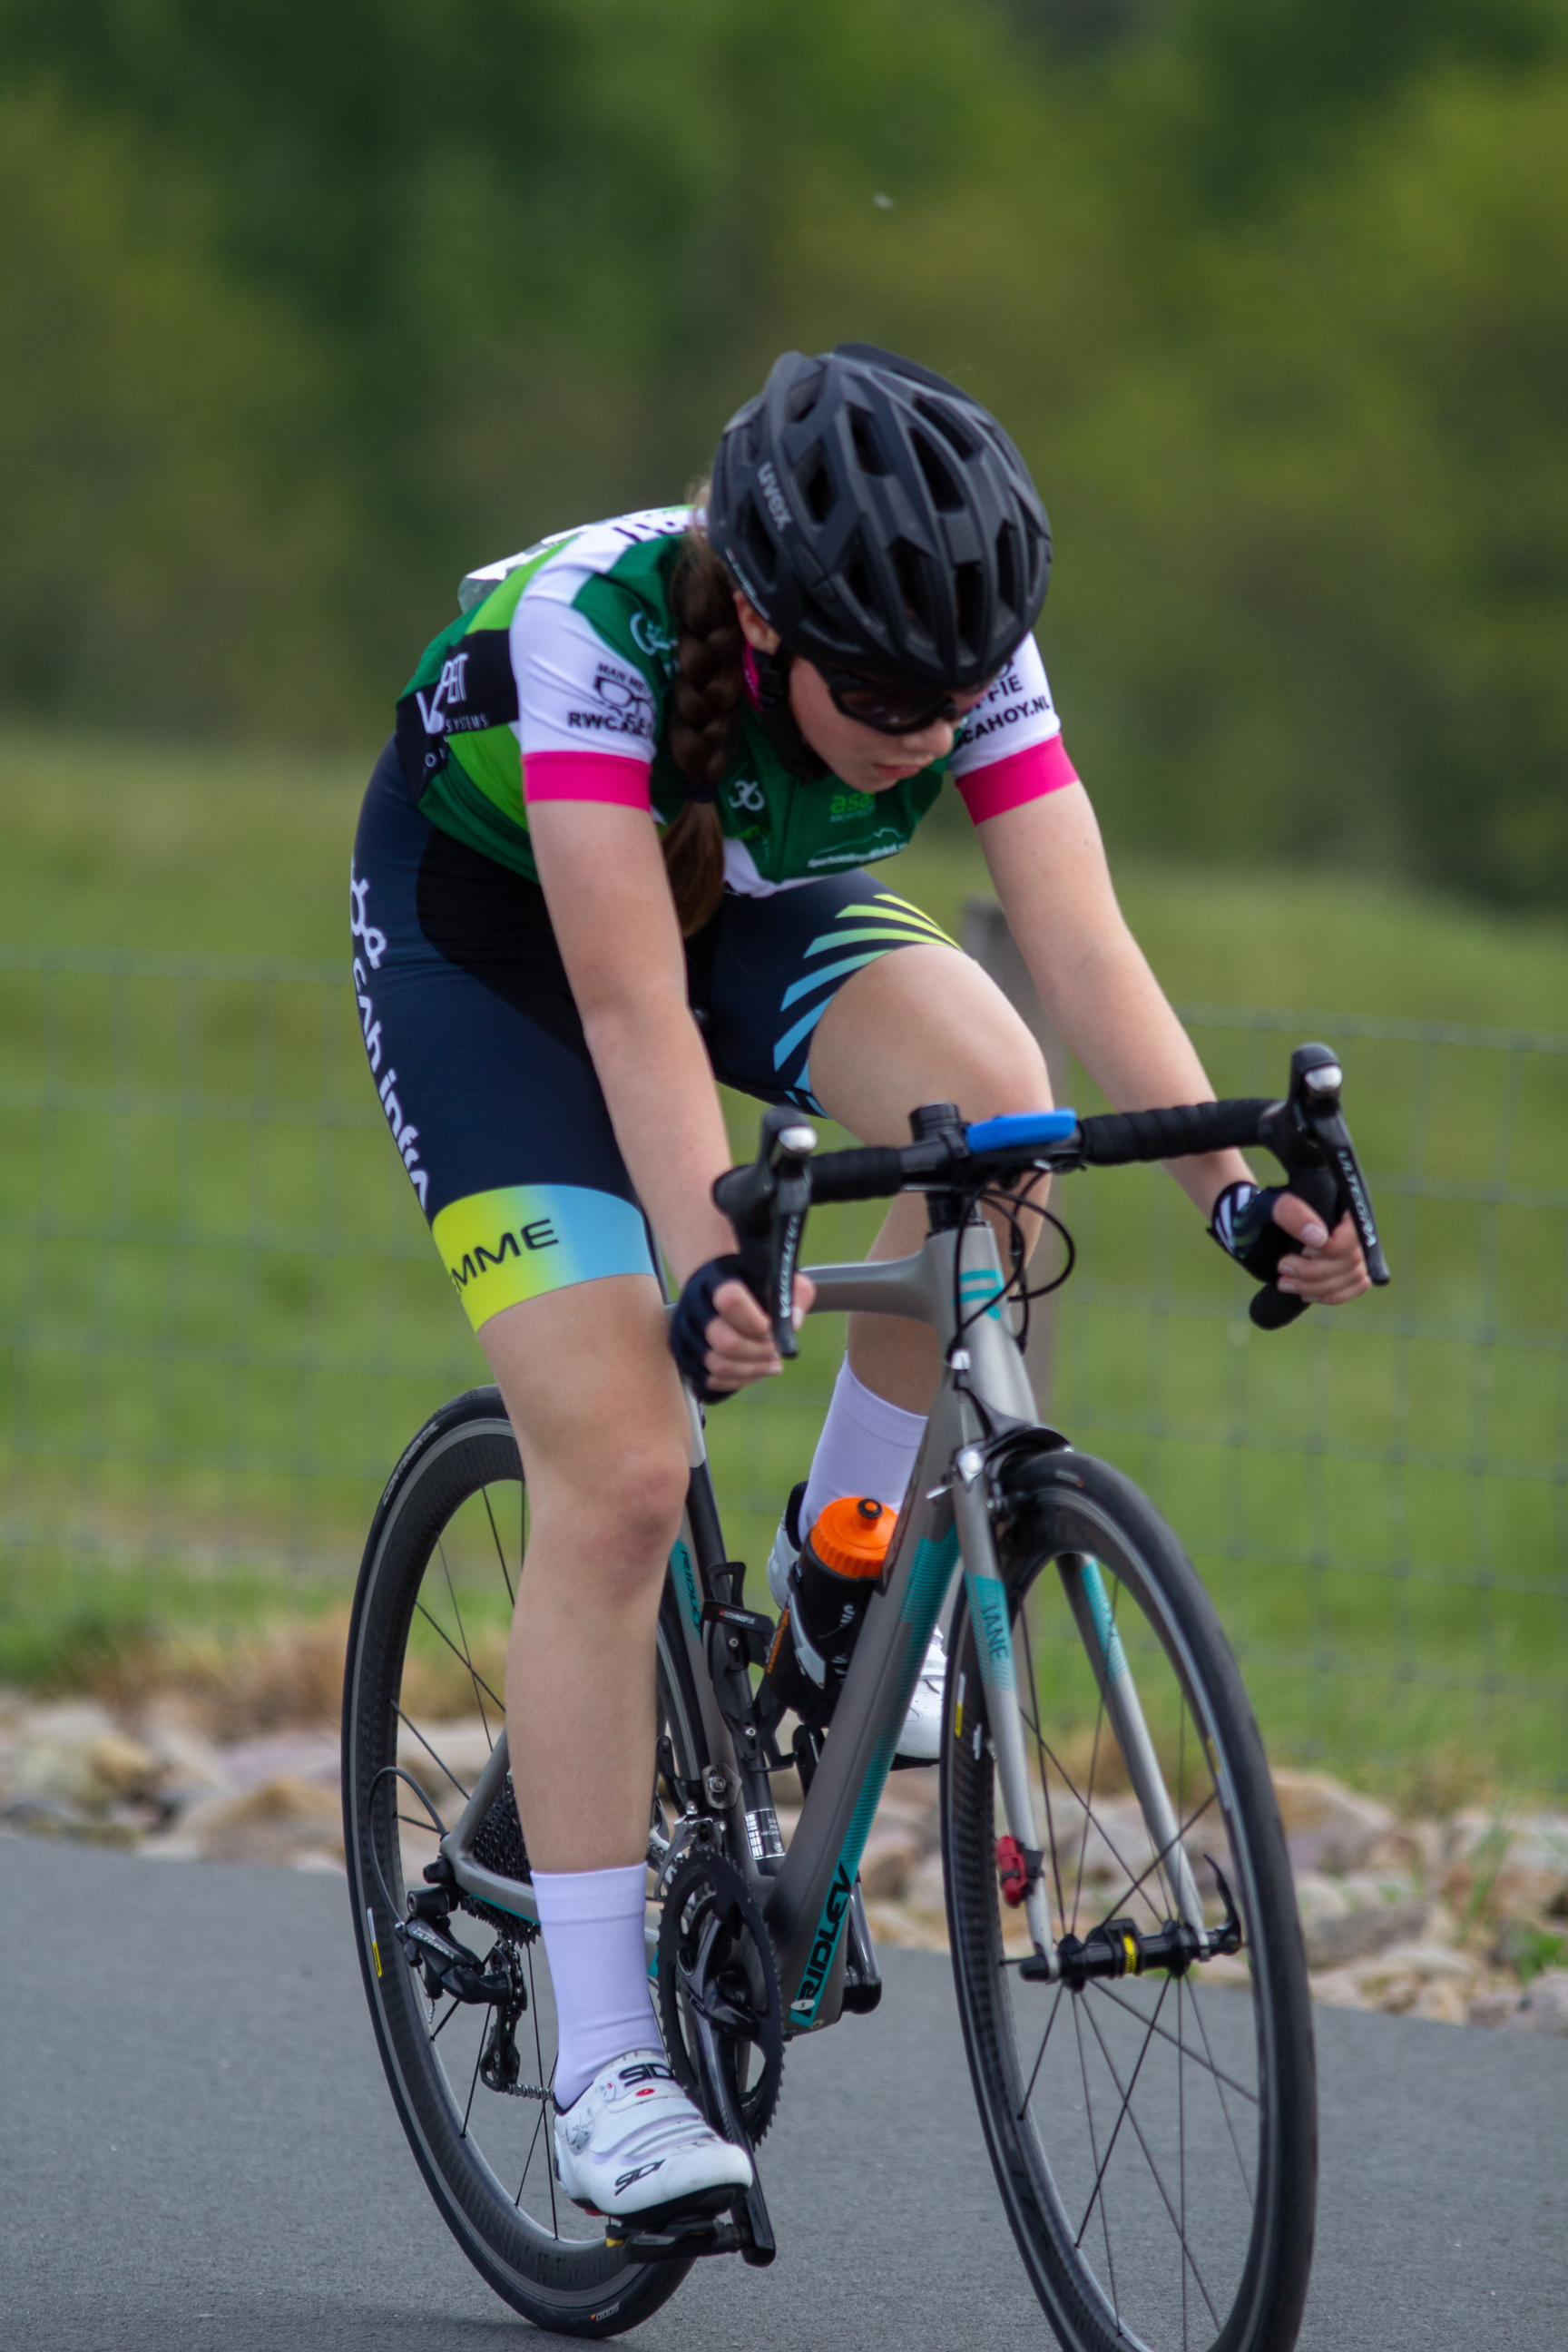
[663,513,744,936]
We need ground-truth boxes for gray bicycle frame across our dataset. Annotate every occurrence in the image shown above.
[440,1210,1203,2029]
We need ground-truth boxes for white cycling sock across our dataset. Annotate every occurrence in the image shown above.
[799,1356,926,1535]
[532,1863,659,2112]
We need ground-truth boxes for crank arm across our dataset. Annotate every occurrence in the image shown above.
[688,1999,777,2268]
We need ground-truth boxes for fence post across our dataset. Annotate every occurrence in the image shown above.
[961,897,1071,1416]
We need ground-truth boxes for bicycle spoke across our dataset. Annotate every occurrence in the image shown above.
[1029,1719,1220,1936]
[526,1941,561,2239]
[1177,1973,1187,2352]
[1186,1968,1257,2205]
[515,2097,549,2219]
[1073,1989,1120,2326]
[1073,1975,1168,2249]
[460,2038,484,2139]
[1074,1681,1110,1936]
[1015,1981,1066,2120]
[1079,1988,1221,2332]
[1089,1979,1259,2106]
[429,1995,461,2044]
[413,1600,506,1722]
[395,1706,473,1802]
[482,1482,516,1609]
[436,1535,492,1747]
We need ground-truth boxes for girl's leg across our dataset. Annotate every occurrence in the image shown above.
[479,1271,690,1875]
[478,1271,691,2109]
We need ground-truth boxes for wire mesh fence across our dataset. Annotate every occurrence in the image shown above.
[1,938,1563,1790]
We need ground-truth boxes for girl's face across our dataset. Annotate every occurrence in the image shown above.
[735,595,990,797]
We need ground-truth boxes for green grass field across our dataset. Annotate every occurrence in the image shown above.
[2,726,1564,1797]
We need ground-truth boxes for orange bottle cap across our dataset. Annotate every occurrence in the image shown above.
[807,1494,894,1580]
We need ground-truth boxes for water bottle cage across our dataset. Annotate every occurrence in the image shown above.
[783,1564,830,1690]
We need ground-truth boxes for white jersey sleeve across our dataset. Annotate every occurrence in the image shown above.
[511,590,659,779]
[946,634,1078,822]
[948,635,1061,776]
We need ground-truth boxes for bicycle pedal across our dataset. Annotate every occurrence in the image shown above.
[605,2218,742,2262]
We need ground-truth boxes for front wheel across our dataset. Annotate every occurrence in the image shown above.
[341,1387,708,2339]
[943,1446,1316,2352]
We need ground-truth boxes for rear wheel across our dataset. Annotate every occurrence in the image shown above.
[342,1387,707,2339]
[943,1446,1316,2352]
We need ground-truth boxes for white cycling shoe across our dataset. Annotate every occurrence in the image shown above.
[767,1493,946,1763]
[553,2050,753,2226]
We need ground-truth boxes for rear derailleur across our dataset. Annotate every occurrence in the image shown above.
[391,1871,535,2096]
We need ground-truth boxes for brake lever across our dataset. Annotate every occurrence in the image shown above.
[710,1106,818,1360]
[1252,1044,1390,1328]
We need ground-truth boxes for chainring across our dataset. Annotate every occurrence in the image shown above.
[657,1847,784,2147]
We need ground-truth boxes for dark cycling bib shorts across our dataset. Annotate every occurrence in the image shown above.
[350,740,958,1334]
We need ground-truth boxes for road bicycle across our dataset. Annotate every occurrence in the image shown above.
[342,1042,1388,2347]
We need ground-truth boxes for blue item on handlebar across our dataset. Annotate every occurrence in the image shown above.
[965,1110,1078,1154]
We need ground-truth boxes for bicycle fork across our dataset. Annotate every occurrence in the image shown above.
[952,1449,1057,1968]
[952,1454,1206,1976]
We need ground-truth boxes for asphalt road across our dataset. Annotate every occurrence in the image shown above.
[4,1834,1563,2351]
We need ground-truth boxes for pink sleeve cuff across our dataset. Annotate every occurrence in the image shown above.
[955,736,1078,824]
[524,750,653,810]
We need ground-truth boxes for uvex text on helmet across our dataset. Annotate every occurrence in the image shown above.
[708,343,1051,694]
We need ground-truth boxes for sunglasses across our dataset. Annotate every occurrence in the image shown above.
[817,662,994,738]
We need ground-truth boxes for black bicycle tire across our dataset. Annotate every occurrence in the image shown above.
[341,1386,709,2340]
[942,1445,1317,2352]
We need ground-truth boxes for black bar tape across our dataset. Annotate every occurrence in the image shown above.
[1078,1099,1273,1167]
[805,1145,916,1204]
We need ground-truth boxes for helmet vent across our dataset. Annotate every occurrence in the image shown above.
[840,533,877,617]
[911,428,962,514]
[787,368,825,424]
[890,539,933,632]
[795,447,834,524]
[954,561,986,661]
[848,407,890,477]
[742,497,778,587]
[914,394,975,461]
[995,521,1019,612]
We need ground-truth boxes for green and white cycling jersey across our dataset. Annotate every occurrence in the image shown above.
[393,507,1077,897]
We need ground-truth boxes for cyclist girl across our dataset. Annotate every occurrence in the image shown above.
[350,344,1368,2226]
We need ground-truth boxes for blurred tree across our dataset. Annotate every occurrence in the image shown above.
[0,0,1562,906]
[1054,70,1568,904]
[0,89,356,732]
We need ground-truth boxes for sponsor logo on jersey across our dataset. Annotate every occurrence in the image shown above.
[807,829,906,870]
[350,867,429,1210]
[565,662,656,740]
[414,652,472,736]
[954,686,1054,751]
[629,611,677,663]
[729,777,766,813]
[446,1217,561,1290]
[828,789,874,821]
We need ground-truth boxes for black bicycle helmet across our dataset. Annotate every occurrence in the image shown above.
[708,342,1051,694]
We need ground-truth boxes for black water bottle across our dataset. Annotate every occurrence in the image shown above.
[758,1495,894,1729]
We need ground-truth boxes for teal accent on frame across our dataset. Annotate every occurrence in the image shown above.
[789,1524,960,2027]
[671,1539,701,1633]
[958,1267,1005,1322]
[965,1570,1016,1692]
[1080,1556,1130,1684]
